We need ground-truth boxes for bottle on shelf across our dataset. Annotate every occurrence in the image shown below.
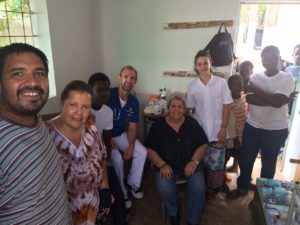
[158,87,167,114]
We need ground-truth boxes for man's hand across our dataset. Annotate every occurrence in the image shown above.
[233,137,241,150]
[125,122,137,160]
[86,113,96,126]
[111,139,118,149]
[289,91,298,102]
[123,146,134,160]
[244,82,259,94]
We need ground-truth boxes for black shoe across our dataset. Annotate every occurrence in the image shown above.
[169,212,180,225]
[219,182,230,193]
[248,183,257,191]
[187,222,198,225]
[227,189,248,199]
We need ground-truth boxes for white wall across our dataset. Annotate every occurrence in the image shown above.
[92,0,239,94]
[42,0,96,113]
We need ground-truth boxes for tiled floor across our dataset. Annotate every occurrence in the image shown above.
[105,157,286,225]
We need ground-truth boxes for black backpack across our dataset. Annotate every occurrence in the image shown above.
[205,23,237,67]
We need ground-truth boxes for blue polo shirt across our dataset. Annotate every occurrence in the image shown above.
[107,87,139,137]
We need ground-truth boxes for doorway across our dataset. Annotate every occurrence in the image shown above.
[235,1,300,181]
[236,2,300,72]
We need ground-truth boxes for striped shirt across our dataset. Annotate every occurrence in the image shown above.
[227,93,248,148]
[0,117,72,225]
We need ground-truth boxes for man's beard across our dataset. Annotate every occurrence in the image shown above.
[0,87,48,116]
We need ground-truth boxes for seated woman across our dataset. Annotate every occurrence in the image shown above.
[45,80,110,225]
[145,94,208,225]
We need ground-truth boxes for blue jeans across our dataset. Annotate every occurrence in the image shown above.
[155,171,206,224]
[237,123,288,191]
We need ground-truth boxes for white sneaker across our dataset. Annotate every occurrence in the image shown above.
[130,186,144,199]
[124,198,132,209]
[124,182,144,199]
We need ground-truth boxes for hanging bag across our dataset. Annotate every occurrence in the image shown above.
[205,23,237,67]
[204,142,226,190]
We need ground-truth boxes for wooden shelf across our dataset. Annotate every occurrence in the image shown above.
[163,71,225,78]
[163,71,197,77]
[163,20,233,30]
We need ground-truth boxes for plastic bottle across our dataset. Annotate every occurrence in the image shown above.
[159,87,167,114]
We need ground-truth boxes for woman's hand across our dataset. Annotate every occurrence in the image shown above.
[160,164,173,180]
[86,113,96,126]
[184,161,198,177]
[217,127,226,144]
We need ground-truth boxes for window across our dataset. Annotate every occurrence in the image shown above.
[0,0,57,98]
[236,2,300,71]
[0,0,37,46]
[237,0,300,180]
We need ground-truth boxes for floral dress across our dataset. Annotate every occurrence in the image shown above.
[47,121,106,225]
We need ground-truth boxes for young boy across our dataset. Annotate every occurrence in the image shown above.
[239,60,254,87]
[226,75,248,173]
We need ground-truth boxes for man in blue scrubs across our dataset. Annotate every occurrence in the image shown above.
[107,65,147,209]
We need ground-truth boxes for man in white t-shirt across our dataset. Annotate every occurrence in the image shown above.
[88,72,128,225]
[229,46,295,198]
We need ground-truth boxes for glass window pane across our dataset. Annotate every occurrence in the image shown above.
[7,0,22,12]
[0,0,35,46]
[23,13,32,36]
[10,36,24,43]
[8,12,24,36]
[0,2,6,11]
[25,37,33,45]
[21,0,30,13]
[33,36,38,44]
[0,37,10,47]
[0,13,9,36]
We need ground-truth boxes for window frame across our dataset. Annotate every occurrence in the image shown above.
[0,0,38,46]
[0,0,57,98]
